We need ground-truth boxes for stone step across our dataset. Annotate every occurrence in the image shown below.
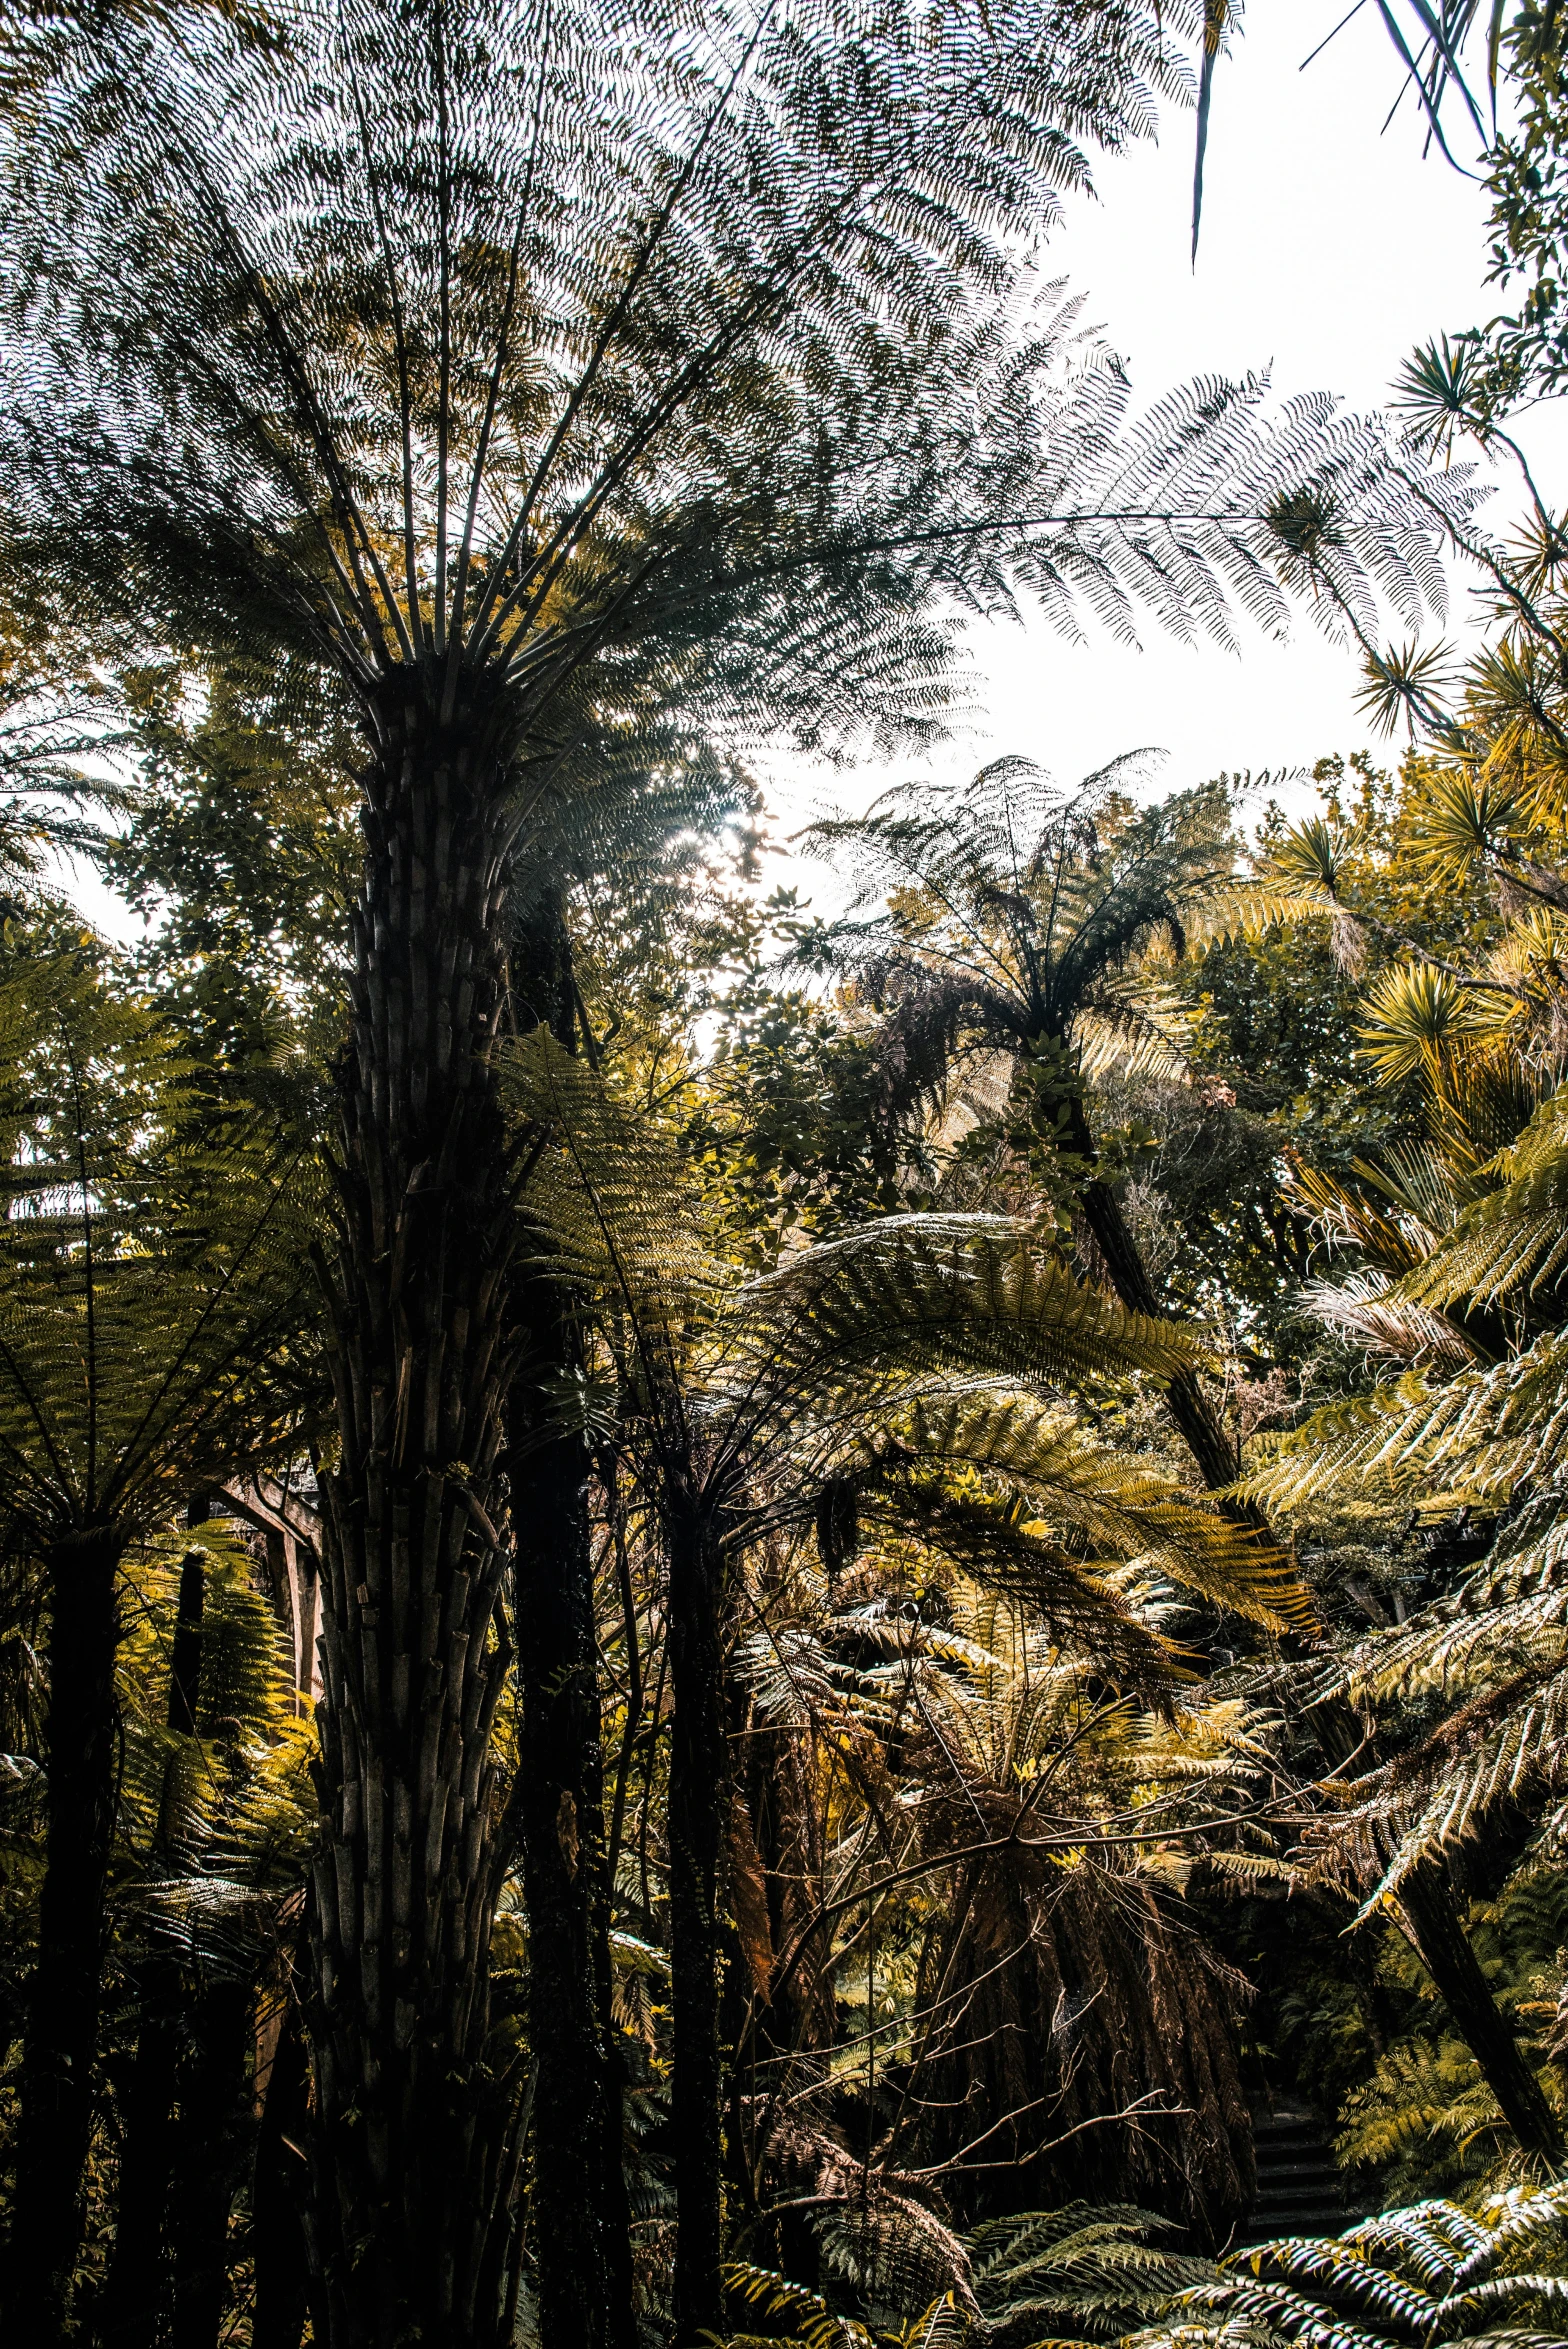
[1240,2107,1350,2248]
[1240,2212,1354,2244]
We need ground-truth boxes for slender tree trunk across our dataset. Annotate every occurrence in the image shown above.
[252,1995,313,2349]
[1055,1086,1241,1490]
[101,2006,181,2347]
[7,1521,125,2342]
[102,1543,209,2347]
[507,885,634,2349]
[307,678,522,2349]
[666,1504,729,2345]
[511,1342,614,2349]
[168,1979,251,2349]
[1398,1859,1563,2167]
[592,1896,639,2349]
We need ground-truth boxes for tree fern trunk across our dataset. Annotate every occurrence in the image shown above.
[667,1504,729,2344]
[592,1882,639,2349]
[511,1347,614,2349]
[103,1546,215,2349]
[1398,1860,1563,2167]
[169,1979,251,2349]
[252,1993,312,2349]
[307,677,520,2349]
[508,893,633,2349]
[1055,1088,1241,1490]
[6,1522,124,2343]
[101,2004,180,2347]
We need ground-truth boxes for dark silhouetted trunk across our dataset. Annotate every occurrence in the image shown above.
[511,1347,614,2349]
[592,1891,639,2349]
[102,1542,227,2349]
[1399,1859,1563,2167]
[167,1543,205,1734]
[169,1977,252,2349]
[1055,1085,1242,1491]
[307,676,523,2349]
[507,889,633,2349]
[666,1504,729,2345]
[101,2006,181,2347]
[101,1977,252,2349]
[7,1521,125,2343]
[252,1994,313,2349]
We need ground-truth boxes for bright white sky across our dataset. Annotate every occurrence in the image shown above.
[770,0,1568,895]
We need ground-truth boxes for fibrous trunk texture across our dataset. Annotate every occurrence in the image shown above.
[509,892,635,2349]
[512,1348,616,2349]
[6,1522,124,2342]
[308,676,522,2348]
[667,1505,729,2344]
[1398,1859,1564,2167]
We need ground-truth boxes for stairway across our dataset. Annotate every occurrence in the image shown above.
[1239,2107,1351,2245]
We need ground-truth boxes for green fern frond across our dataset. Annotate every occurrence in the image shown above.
[719,2260,875,2349]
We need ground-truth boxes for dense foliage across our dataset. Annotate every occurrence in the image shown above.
[6,4,1568,2349]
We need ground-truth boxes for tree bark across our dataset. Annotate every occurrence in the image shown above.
[169,1979,252,2349]
[252,1993,313,2349]
[1398,1859,1563,2167]
[511,1348,615,2349]
[306,678,522,2349]
[1053,1085,1242,1492]
[507,890,634,2349]
[7,1522,125,2343]
[102,1543,209,2346]
[666,1505,729,2345]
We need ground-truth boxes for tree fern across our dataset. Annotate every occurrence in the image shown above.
[0,952,317,2336]
[1163,2184,1568,2349]
[798,767,1298,1494]
[0,3,1481,2322]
